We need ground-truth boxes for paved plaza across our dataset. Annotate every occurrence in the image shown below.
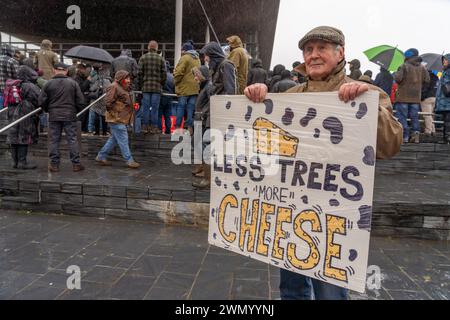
[0,210,448,300]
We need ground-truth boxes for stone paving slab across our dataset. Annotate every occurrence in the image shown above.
[0,210,448,300]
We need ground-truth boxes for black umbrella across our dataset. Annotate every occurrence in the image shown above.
[64,45,114,64]
[420,53,443,72]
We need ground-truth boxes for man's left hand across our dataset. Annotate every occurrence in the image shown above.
[338,82,369,103]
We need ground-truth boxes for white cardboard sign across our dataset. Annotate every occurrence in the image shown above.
[208,91,379,293]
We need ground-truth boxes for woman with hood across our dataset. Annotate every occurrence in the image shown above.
[435,53,450,144]
[95,70,140,169]
[6,65,41,169]
[34,39,59,81]
[192,42,237,188]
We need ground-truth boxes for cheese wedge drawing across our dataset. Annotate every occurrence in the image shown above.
[253,118,299,158]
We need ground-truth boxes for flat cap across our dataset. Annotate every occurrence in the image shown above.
[298,26,345,50]
[54,62,70,70]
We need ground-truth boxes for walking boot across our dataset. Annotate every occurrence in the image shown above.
[17,145,37,170]
[48,164,60,173]
[191,164,203,175]
[11,145,18,169]
[127,161,141,169]
[410,132,420,144]
[73,164,85,172]
[192,164,210,189]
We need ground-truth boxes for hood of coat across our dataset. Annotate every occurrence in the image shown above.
[0,44,14,57]
[201,42,226,72]
[226,36,243,49]
[406,56,423,67]
[183,50,200,60]
[121,49,133,58]
[114,70,130,83]
[281,69,292,80]
[349,59,361,70]
[17,65,39,82]
[252,59,263,68]
[41,39,53,50]
[443,53,450,71]
[273,64,286,76]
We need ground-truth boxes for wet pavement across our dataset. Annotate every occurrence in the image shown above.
[0,210,448,300]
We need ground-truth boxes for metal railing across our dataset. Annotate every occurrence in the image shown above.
[0,107,42,134]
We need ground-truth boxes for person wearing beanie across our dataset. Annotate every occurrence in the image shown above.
[34,39,59,81]
[394,48,430,144]
[245,25,403,300]
[173,42,201,135]
[226,35,249,94]
[247,58,268,86]
[96,71,140,169]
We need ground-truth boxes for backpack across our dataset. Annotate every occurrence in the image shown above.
[3,79,23,107]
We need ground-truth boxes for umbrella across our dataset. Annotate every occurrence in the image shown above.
[64,45,114,64]
[364,45,405,72]
[420,53,443,72]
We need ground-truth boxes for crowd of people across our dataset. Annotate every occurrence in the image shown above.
[0,34,449,175]
[0,25,449,300]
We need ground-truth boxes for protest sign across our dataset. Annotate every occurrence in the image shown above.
[208,91,379,293]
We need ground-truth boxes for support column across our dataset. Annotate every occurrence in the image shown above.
[175,0,183,65]
[205,25,210,44]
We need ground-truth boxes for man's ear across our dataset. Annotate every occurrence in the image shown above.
[339,46,345,61]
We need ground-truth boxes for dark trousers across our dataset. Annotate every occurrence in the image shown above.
[10,144,28,166]
[442,112,450,140]
[158,97,173,134]
[95,114,108,135]
[48,121,80,165]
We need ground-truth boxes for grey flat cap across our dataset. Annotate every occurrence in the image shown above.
[298,26,345,50]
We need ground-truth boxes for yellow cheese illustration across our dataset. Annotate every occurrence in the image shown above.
[253,118,299,158]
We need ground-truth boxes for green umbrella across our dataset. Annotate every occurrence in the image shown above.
[364,45,405,72]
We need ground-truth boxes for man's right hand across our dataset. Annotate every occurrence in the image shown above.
[244,83,268,103]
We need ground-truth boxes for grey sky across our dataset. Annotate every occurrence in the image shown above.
[271,0,450,75]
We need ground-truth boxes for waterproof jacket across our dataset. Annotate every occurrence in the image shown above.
[38,74,85,122]
[105,71,134,125]
[394,57,430,104]
[34,40,58,81]
[348,59,362,81]
[174,51,200,96]
[6,66,40,145]
[0,45,18,92]
[247,59,268,86]
[227,36,249,94]
[111,50,139,80]
[194,66,213,128]
[287,60,403,160]
[137,49,167,93]
[436,54,450,114]
[273,71,297,93]
[201,42,237,96]
[269,64,286,92]
[421,71,439,100]
[374,68,394,96]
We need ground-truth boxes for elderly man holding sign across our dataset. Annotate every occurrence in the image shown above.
[244,26,402,300]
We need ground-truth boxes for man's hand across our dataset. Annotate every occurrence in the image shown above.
[244,83,268,103]
[338,82,369,103]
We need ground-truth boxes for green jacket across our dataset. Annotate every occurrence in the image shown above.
[137,49,167,93]
[174,52,200,96]
[227,36,249,95]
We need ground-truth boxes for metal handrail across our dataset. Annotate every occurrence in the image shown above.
[0,107,8,114]
[76,93,106,118]
[0,107,42,134]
